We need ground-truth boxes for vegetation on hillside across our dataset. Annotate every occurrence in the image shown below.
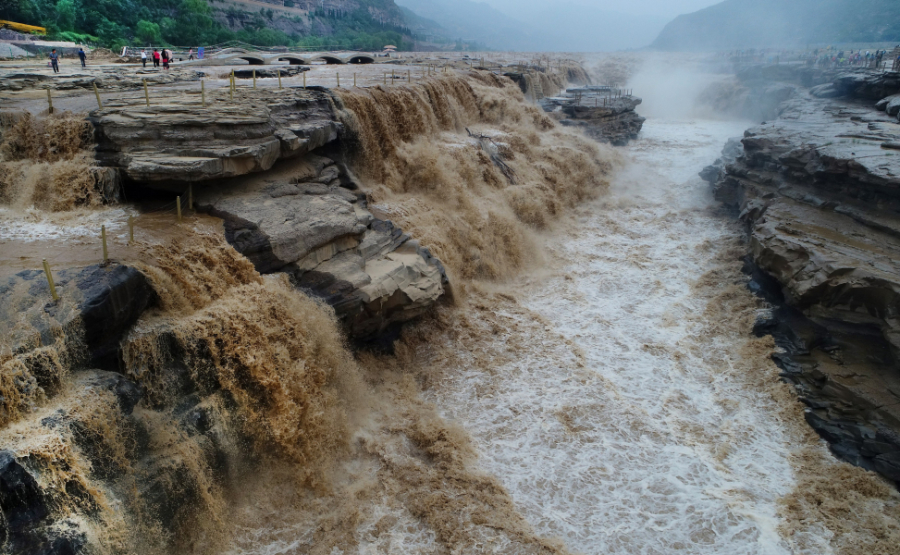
[2,0,411,50]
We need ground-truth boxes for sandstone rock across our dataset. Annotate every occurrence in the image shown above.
[195,154,447,339]
[0,263,155,368]
[810,83,842,98]
[832,70,900,100]
[90,89,342,190]
[888,96,900,117]
[876,94,900,111]
[712,92,900,484]
[555,96,645,146]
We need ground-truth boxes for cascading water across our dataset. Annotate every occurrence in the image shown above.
[2,58,899,555]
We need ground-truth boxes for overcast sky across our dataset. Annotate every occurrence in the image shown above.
[479,0,722,19]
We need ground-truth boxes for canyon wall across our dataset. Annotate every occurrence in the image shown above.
[704,66,900,484]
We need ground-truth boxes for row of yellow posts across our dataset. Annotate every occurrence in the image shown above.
[62,64,455,113]
[40,187,194,301]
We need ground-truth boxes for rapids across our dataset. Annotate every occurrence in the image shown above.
[419,117,800,554]
[406,114,900,553]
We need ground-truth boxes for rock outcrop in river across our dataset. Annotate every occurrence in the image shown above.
[705,68,900,483]
[88,87,447,340]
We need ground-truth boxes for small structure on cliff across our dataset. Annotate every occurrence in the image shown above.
[543,86,645,146]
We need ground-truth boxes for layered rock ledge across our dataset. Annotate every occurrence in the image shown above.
[195,153,447,340]
[705,90,900,483]
[557,96,645,146]
[90,88,341,188]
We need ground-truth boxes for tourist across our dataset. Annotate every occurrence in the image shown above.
[162,49,169,70]
[188,48,194,61]
[49,49,59,73]
[78,48,86,68]
[141,49,147,68]
[152,49,160,68]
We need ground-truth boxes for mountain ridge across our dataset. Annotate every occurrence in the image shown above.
[653,0,900,51]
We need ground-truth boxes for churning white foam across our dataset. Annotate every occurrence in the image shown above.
[422,117,808,554]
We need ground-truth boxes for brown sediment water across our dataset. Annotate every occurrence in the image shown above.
[334,73,618,283]
[3,55,900,555]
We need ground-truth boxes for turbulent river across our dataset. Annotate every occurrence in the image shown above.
[224,113,900,554]
[419,117,808,554]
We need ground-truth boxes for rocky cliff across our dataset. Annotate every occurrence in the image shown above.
[87,86,447,341]
[556,96,645,147]
[704,71,900,483]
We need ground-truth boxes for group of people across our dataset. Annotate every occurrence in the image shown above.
[47,47,88,73]
[45,45,198,74]
[140,48,173,69]
[139,48,195,69]
[808,48,898,70]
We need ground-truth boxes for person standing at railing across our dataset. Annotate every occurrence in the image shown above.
[161,49,169,70]
[78,48,86,68]
[188,48,194,61]
[153,49,160,67]
[141,50,147,68]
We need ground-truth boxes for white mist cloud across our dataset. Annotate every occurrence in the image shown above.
[480,0,722,19]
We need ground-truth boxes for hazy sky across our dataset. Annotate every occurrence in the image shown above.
[480,0,722,19]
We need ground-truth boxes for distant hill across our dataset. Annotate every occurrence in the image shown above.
[2,0,414,50]
[653,0,900,50]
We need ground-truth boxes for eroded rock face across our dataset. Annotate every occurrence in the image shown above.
[90,88,341,189]
[707,92,900,483]
[195,154,447,340]
[0,263,155,368]
[832,70,900,101]
[557,97,645,146]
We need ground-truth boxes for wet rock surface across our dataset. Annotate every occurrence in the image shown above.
[540,87,644,146]
[90,88,341,188]
[196,153,447,340]
[0,67,204,92]
[706,85,900,483]
[557,97,645,146]
[0,263,155,368]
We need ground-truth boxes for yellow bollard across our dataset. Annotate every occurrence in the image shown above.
[201,80,206,107]
[46,89,53,115]
[42,259,59,301]
[176,196,182,223]
[101,225,108,265]
[128,215,134,244]
[407,70,410,83]
[354,73,357,87]
[229,74,234,102]
[143,79,150,107]
[384,72,387,85]
[188,183,193,210]
[278,70,282,89]
[336,72,340,88]
[303,72,306,89]
[93,82,103,109]
[253,69,257,89]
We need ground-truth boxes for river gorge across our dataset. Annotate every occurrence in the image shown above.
[1,53,899,555]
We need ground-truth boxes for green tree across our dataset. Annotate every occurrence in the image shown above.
[55,0,76,32]
[135,20,161,44]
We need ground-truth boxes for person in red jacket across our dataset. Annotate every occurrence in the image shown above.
[152,49,160,68]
